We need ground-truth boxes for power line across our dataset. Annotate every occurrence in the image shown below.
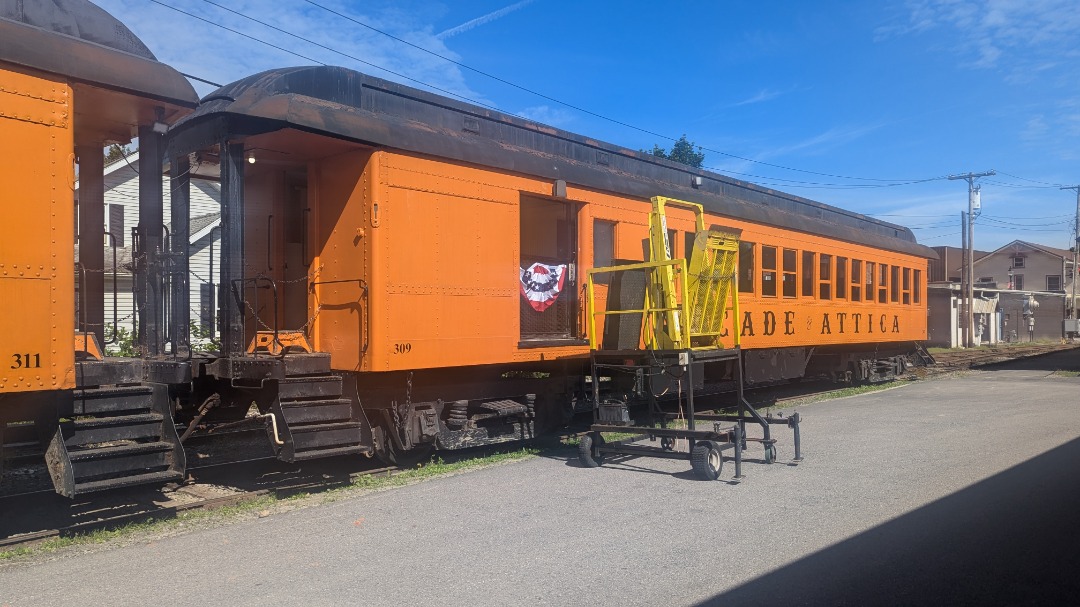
[203,0,942,185]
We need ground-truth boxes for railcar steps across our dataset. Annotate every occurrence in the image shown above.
[45,384,186,498]
[268,372,370,462]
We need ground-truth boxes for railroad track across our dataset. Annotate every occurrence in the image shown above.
[930,343,1079,370]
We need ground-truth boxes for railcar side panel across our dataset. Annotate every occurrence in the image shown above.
[0,68,75,394]
[315,148,929,375]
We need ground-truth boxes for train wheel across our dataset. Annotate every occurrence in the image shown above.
[691,440,723,480]
[660,436,675,451]
[764,444,777,465]
[578,433,606,468]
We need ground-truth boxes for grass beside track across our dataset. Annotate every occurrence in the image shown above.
[0,448,538,564]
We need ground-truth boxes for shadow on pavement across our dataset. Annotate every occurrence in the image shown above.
[698,435,1080,606]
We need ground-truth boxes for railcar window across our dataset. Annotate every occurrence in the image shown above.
[836,257,848,300]
[783,248,797,298]
[866,261,875,300]
[667,228,678,259]
[819,254,833,300]
[593,220,615,284]
[684,231,695,262]
[762,245,778,297]
[914,269,922,303]
[902,267,912,304]
[890,265,900,303]
[851,259,862,302]
[739,242,755,293]
[802,251,816,297]
[878,264,889,303]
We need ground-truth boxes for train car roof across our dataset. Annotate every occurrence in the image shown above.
[170,65,934,259]
[0,0,197,108]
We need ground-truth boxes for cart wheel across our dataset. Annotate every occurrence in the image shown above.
[691,440,723,480]
[764,444,777,465]
[660,436,675,451]
[578,433,606,468]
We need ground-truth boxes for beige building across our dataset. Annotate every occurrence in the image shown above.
[953,240,1078,316]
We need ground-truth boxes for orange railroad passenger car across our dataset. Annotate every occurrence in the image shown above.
[164,66,935,463]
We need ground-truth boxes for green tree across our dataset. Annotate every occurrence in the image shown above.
[642,134,705,168]
[104,144,132,165]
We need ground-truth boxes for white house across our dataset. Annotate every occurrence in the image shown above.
[75,151,221,349]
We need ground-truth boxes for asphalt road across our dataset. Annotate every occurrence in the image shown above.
[3,352,1080,606]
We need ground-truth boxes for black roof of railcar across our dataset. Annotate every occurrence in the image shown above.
[169,65,934,259]
[0,0,197,108]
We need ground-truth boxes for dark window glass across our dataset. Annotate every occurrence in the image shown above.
[903,267,912,304]
[783,248,797,298]
[866,261,875,298]
[819,254,832,300]
[836,257,848,299]
[684,231,695,263]
[914,269,922,303]
[739,242,755,293]
[851,259,862,302]
[762,245,777,297]
[803,251,816,297]
[879,264,889,303]
[667,228,678,259]
[891,265,900,303]
[593,220,615,284]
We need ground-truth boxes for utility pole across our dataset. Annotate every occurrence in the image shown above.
[949,170,995,347]
[1061,185,1080,322]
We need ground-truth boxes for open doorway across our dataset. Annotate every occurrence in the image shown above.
[519,196,577,342]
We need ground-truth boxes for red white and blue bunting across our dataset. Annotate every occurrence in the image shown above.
[519,262,567,312]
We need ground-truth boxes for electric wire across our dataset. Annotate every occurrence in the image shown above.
[185,0,942,186]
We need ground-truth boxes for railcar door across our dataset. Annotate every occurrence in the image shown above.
[519,196,578,342]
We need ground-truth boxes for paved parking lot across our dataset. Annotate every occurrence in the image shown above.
[3,352,1080,606]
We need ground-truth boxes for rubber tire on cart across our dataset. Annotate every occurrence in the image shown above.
[691,440,723,481]
[764,444,777,465]
[579,433,606,468]
[660,436,675,451]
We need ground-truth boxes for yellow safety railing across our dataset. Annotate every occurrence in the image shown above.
[586,196,741,352]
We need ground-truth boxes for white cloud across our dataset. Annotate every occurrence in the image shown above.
[94,0,484,103]
[436,0,535,40]
[516,105,574,128]
[879,0,1080,72]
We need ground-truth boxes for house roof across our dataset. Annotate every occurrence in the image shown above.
[191,212,220,234]
[980,240,1075,262]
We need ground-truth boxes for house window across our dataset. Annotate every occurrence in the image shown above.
[739,242,755,293]
[977,276,994,283]
[1047,275,1062,291]
[819,254,832,300]
[1012,256,1025,269]
[761,245,778,297]
[802,251,816,297]
[1013,274,1025,290]
[199,283,215,331]
[782,248,797,298]
[851,259,862,302]
[592,220,615,284]
[107,204,125,247]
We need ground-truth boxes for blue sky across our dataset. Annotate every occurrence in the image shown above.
[97,0,1080,253]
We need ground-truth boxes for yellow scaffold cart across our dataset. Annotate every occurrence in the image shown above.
[580,196,803,480]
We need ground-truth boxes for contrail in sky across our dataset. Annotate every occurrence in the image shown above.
[436,0,535,39]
